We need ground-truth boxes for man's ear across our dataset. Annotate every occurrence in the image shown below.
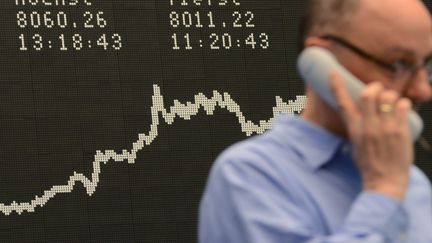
[304,36,332,49]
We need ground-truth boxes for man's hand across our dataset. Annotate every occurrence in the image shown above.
[330,71,414,201]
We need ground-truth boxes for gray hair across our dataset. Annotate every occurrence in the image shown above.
[299,0,360,50]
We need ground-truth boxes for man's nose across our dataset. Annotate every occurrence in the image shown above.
[404,68,432,103]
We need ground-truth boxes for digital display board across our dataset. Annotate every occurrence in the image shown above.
[0,1,431,242]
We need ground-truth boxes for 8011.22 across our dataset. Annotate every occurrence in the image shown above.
[18,33,122,51]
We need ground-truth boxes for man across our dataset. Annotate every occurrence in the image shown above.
[199,0,432,242]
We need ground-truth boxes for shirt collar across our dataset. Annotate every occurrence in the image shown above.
[270,114,347,171]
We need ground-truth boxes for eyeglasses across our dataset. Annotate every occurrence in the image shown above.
[321,35,432,85]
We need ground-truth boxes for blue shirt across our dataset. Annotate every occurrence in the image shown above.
[199,115,432,243]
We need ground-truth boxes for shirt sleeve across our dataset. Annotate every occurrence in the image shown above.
[338,191,409,242]
[199,156,409,243]
[403,167,432,242]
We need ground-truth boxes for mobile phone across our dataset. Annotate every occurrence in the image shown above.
[297,47,423,141]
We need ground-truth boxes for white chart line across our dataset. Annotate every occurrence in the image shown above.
[0,84,307,215]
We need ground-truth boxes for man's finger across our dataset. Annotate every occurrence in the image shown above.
[395,98,412,126]
[378,90,399,122]
[361,82,383,124]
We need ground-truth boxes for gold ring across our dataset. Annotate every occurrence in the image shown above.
[379,104,393,113]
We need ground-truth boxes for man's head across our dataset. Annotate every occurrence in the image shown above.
[301,0,432,135]
[300,0,360,49]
